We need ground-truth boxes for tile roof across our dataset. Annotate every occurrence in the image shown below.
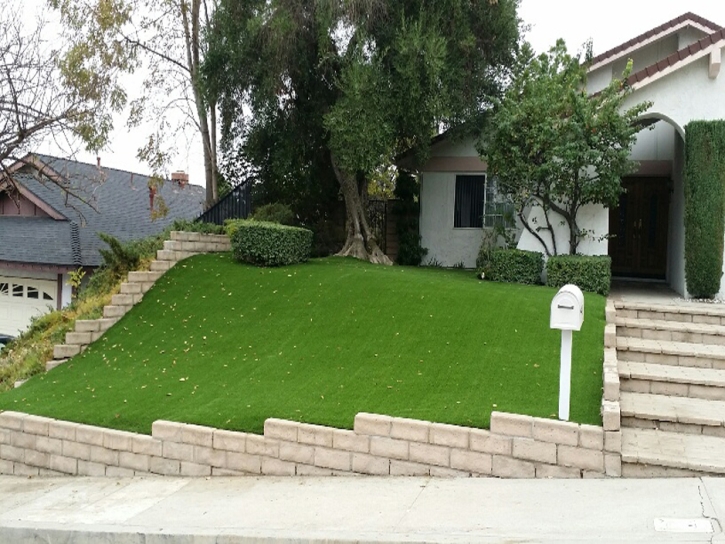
[0,155,205,268]
[590,12,722,67]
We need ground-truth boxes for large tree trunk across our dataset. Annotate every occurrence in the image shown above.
[331,155,392,265]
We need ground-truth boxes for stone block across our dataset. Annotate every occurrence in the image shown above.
[603,372,620,402]
[120,282,143,294]
[13,463,39,477]
[469,429,512,456]
[162,441,194,462]
[512,438,557,464]
[54,344,81,359]
[582,471,606,479]
[409,443,450,467]
[78,460,107,477]
[180,423,214,447]
[264,419,299,442]
[604,324,616,348]
[36,436,63,455]
[297,423,334,448]
[226,452,261,474]
[97,318,119,331]
[535,464,581,479]
[532,419,578,446]
[11,432,36,450]
[0,459,13,474]
[76,425,105,447]
[369,436,409,460]
[352,453,390,475]
[429,423,470,449]
[450,450,492,475]
[296,464,334,476]
[74,320,101,333]
[650,381,689,397]
[48,421,78,441]
[119,452,150,472]
[106,466,135,477]
[0,444,24,462]
[390,460,429,476]
[193,446,226,468]
[490,412,533,438]
[180,461,211,477]
[430,466,471,478]
[332,430,369,453]
[156,249,177,262]
[605,453,622,477]
[354,413,392,437]
[211,468,247,476]
[103,305,128,319]
[164,240,183,251]
[49,454,77,474]
[578,425,605,450]
[492,455,535,478]
[24,449,50,469]
[245,435,279,458]
[152,420,184,442]
[103,429,134,451]
[150,260,173,272]
[213,429,246,452]
[111,294,135,307]
[279,442,315,465]
[0,429,10,445]
[150,457,181,476]
[604,432,621,454]
[390,417,431,443]
[66,332,92,345]
[261,457,296,476]
[605,301,616,323]
[314,447,351,471]
[0,411,26,431]
[62,440,91,461]
[132,436,163,457]
[90,446,118,466]
[558,445,604,472]
[602,401,621,431]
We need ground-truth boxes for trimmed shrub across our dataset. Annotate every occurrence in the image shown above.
[251,202,296,225]
[231,220,313,267]
[546,255,611,296]
[684,121,725,298]
[487,249,543,284]
[171,219,225,234]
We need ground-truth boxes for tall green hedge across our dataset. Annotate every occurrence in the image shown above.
[684,121,725,298]
[231,220,313,267]
[546,255,611,296]
[486,249,543,285]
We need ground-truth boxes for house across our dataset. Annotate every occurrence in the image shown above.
[0,154,205,336]
[404,12,725,297]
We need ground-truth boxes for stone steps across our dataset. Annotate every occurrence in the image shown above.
[620,392,725,437]
[614,301,725,324]
[616,337,725,369]
[621,427,725,476]
[616,317,725,346]
[619,361,725,401]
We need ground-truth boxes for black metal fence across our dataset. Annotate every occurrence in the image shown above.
[367,199,389,254]
[196,181,253,225]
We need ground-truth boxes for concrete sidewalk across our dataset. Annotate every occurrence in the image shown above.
[0,476,723,543]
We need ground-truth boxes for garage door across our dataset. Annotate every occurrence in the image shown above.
[0,276,58,336]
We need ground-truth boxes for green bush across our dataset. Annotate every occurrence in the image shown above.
[684,121,725,298]
[171,219,225,234]
[251,202,296,225]
[231,220,313,266]
[546,255,611,296]
[486,249,543,284]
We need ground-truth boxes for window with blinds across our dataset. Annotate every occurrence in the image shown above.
[454,175,486,228]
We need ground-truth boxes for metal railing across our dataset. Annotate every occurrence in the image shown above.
[196,181,253,225]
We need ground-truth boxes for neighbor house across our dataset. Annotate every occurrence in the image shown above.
[402,12,725,298]
[0,154,205,336]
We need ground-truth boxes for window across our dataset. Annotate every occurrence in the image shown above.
[454,175,514,229]
[27,287,39,299]
[43,292,54,301]
[12,284,23,297]
[0,283,7,296]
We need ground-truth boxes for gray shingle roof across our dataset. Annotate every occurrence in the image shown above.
[0,154,205,268]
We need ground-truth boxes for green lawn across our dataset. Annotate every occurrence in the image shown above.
[0,254,606,434]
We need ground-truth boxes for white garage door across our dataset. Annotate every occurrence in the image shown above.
[0,276,58,336]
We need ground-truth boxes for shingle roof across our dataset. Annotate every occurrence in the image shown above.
[590,12,722,67]
[0,155,205,267]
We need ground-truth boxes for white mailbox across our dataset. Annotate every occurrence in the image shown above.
[550,284,584,332]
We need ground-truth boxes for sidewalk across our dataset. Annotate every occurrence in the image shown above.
[0,475,723,543]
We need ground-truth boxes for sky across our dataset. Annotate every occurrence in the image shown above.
[33,1,725,190]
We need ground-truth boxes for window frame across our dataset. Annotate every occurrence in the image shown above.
[453,173,487,229]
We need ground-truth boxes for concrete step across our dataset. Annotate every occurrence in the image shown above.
[45,359,68,371]
[616,317,725,346]
[150,260,174,272]
[614,301,725,325]
[619,361,725,401]
[621,427,725,476]
[620,392,725,436]
[53,345,80,360]
[103,305,129,319]
[65,332,92,346]
[616,337,725,369]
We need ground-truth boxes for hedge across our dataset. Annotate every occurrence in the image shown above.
[231,220,313,267]
[684,121,725,298]
[486,249,543,285]
[546,255,611,296]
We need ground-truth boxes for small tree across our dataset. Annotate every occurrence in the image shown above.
[481,41,651,256]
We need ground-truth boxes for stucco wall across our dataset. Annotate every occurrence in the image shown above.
[630,122,676,162]
[669,134,687,297]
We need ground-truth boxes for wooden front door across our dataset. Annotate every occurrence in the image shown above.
[609,178,670,279]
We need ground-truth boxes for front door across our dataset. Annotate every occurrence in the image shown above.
[609,178,670,279]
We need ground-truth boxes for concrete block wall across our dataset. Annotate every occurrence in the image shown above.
[0,410,617,479]
[49,232,231,364]
[601,299,622,477]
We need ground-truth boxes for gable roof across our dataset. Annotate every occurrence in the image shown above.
[589,12,722,71]
[0,154,205,268]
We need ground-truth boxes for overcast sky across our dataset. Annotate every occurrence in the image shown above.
[38,1,725,190]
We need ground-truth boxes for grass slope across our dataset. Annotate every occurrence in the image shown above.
[0,254,605,434]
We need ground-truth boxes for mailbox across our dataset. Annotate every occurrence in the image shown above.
[550,284,584,332]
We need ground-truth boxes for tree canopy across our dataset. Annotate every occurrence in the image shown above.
[205,0,521,262]
[481,40,651,255]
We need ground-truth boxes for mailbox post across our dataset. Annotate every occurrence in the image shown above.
[550,285,585,421]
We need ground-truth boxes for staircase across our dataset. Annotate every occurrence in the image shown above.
[615,300,725,477]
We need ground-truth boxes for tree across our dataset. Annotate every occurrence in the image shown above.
[205,0,521,263]
[1,0,114,173]
[481,41,651,256]
[49,0,222,206]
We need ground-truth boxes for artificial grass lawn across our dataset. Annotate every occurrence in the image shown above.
[0,254,606,434]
